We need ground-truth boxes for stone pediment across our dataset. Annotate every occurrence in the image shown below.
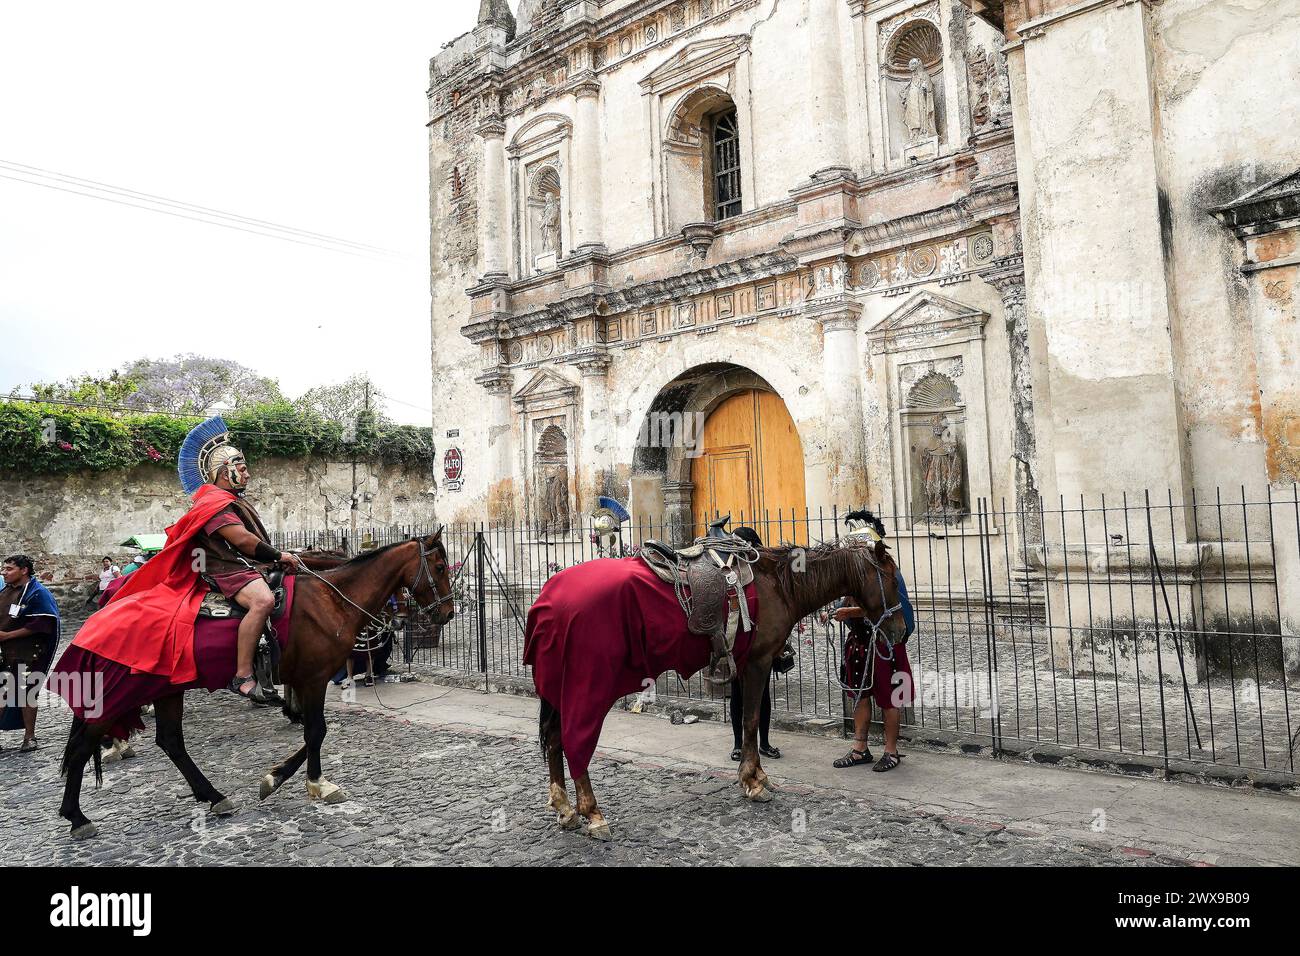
[638,35,750,95]
[513,367,578,408]
[867,291,987,348]
[1210,168,1300,235]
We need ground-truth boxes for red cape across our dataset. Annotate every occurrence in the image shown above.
[70,484,237,685]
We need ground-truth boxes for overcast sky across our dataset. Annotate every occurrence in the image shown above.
[0,0,482,425]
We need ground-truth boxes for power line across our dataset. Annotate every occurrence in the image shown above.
[0,159,400,256]
[0,168,408,263]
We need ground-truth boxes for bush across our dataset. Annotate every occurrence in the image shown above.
[0,401,433,476]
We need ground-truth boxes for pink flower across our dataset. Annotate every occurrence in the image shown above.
[144,445,163,461]
[57,440,74,451]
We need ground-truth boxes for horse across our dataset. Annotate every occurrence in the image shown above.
[57,533,455,839]
[534,535,904,840]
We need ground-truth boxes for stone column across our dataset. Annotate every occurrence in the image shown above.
[575,353,612,511]
[477,116,509,278]
[475,367,516,520]
[807,292,867,506]
[571,78,605,252]
[806,0,850,173]
[982,261,1042,545]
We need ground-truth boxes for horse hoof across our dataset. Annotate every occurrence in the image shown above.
[745,785,774,803]
[259,774,279,801]
[586,821,612,842]
[306,779,347,804]
[70,822,98,841]
[210,798,237,817]
[556,809,581,831]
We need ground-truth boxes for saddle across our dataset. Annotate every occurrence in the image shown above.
[196,569,286,619]
[639,515,757,685]
[197,569,287,702]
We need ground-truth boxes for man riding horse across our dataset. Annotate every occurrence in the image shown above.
[72,416,300,704]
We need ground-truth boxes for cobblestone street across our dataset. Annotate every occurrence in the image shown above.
[5,673,1297,866]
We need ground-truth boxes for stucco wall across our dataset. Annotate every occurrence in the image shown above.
[1149,0,1300,500]
[0,458,436,589]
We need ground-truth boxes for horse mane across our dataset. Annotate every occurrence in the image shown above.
[755,537,895,604]
[333,536,444,570]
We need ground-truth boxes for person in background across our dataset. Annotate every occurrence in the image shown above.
[87,556,121,607]
[120,552,146,576]
[825,510,916,772]
[0,554,61,753]
[728,526,780,762]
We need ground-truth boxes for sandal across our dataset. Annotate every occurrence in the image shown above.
[228,674,273,706]
[872,752,904,772]
[730,747,742,762]
[760,743,782,759]
[19,738,39,753]
[832,747,873,768]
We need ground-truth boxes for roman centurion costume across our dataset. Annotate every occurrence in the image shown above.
[65,418,283,692]
[179,418,280,599]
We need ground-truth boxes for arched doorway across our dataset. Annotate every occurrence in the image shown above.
[689,390,807,543]
[630,363,807,545]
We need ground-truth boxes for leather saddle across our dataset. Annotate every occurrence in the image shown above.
[197,569,286,619]
[640,515,757,685]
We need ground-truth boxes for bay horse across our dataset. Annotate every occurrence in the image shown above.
[57,533,455,839]
[537,536,904,840]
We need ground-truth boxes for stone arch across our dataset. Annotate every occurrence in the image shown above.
[629,362,806,541]
[662,84,742,229]
[508,112,572,150]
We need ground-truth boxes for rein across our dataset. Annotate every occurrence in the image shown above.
[297,541,453,628]
[829,560,904,708]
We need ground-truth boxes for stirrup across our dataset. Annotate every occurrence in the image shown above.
[228,674,273,706]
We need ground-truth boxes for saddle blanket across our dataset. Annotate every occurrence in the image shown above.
[523,557,758,780]
[52,578,295,740]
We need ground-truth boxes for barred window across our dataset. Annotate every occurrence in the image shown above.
[710,108,741,221]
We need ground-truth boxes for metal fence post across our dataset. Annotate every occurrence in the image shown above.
[475,529,488,682]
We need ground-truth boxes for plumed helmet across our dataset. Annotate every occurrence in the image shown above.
[178,416,247,494]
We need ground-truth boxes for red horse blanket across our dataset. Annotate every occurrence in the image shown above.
[52,578,295,740]
[523,557,757,779]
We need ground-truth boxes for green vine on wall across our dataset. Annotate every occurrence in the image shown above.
[0,401,434,476]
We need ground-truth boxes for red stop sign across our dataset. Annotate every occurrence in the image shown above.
[443,448,463,481]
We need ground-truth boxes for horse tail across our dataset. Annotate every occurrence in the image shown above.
[61,717,103,787]
[538,696,558,758]
[60,716,83,778]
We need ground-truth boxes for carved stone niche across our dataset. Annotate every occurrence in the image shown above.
[507,114,571,279]
[880,16,946,164]
[867,291,992,529]
[513,368,579,536]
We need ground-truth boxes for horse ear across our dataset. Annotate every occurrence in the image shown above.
[874,538,888,565]
[432,525,444,542]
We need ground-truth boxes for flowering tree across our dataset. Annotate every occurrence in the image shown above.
[32,355,282,415]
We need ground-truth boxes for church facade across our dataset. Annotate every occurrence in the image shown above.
[426,0,1299,559]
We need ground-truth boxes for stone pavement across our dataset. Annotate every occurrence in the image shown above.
[1,673,1296,866]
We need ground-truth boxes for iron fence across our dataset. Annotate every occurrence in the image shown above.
[274,484,1300,778]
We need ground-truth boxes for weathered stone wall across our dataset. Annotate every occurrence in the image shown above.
[0,459,436,591]
[1149,0,1300,501]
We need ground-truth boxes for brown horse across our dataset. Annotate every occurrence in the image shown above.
[538,536,904,839]
[57,533,454,839]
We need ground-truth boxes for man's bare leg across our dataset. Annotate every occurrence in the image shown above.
[21,703,37,745]
[882,706,901,755]
[232,578,275,694]
[833,697,875,767]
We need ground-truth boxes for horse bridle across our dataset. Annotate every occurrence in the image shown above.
[298,536,454,626]
[408,535,455,618]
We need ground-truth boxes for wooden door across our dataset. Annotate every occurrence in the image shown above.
[689,389,807,544]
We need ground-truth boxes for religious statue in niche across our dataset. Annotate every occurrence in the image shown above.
[540,192,560,253]
[920,414,965,520]
[902,57,937,141]
[534,423,571,535]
